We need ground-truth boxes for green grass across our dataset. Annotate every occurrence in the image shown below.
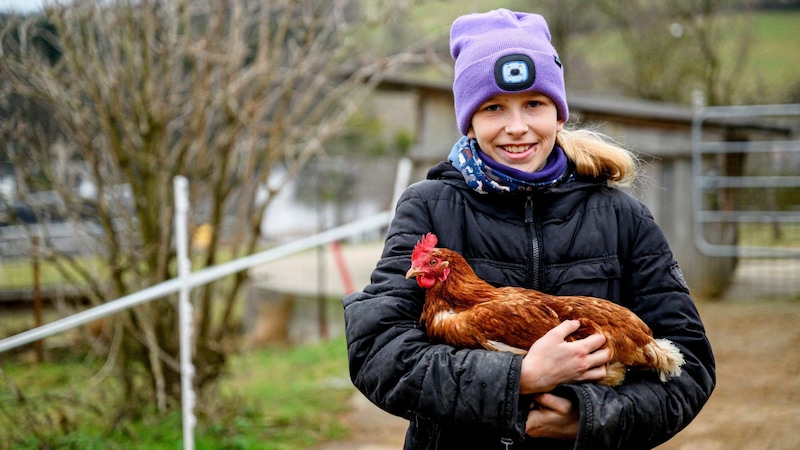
[739,223,800,248]
[0,257,96,289]
[0,335,356,449]
[550,9,800,104]
[220,335,354,449]
[748,11,800,98]
[410,0,512,35]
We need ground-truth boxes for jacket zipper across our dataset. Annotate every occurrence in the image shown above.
[525,196,540,289]
[429,420,439,450]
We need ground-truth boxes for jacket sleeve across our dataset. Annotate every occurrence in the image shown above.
[342,185,528,438]
[567,203,716,450]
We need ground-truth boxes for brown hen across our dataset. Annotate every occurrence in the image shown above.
[405,233,684,386]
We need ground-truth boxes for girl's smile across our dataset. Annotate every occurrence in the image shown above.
[502,144,534,154]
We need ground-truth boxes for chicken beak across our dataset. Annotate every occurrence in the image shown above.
[405,267,420,279]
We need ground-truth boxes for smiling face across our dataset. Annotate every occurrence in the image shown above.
[467,92,564,173]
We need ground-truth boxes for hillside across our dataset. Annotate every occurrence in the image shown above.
[405,3,800,105]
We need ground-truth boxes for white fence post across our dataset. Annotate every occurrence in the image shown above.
[174,176,196,450]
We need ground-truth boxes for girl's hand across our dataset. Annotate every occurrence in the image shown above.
[519,320,610,394]
[526,393,579,439]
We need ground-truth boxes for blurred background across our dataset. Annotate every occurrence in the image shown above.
[0,0,798,448]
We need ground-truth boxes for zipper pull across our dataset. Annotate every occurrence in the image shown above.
[524,196,534,223]
[500,437,514,449]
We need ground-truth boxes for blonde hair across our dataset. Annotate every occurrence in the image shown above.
[557,128,638,187]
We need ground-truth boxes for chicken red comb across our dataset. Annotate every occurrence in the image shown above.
[411,233,438,265]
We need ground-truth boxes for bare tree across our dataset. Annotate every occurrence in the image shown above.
[590,0,759,298]
[594,0,754,105]
[0,0,433,414]
[516,0,608,91]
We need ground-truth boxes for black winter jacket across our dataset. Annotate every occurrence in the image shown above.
[343,161,715,450]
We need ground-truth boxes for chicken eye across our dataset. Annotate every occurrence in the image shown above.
[429,258,438,267]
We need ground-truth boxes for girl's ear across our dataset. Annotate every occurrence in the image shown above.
[466,126,476,138]
[556,120,565,132]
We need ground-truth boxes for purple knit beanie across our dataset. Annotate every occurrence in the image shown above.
[450,9,569,135]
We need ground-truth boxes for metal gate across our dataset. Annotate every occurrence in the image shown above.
[691,104,800,299]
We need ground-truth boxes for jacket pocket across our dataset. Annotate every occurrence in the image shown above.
[543,256,622,301]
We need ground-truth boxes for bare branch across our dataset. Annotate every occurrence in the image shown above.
[1,0,429,411]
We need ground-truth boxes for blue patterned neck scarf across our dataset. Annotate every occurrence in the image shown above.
[447,136,570,194]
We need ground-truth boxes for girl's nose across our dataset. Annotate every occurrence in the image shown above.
[504,110,528,135]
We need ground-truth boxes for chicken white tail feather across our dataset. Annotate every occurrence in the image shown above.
[648,338,685,382]
[485,340,528,355]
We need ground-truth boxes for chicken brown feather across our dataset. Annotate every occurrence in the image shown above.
[405,232,684,386]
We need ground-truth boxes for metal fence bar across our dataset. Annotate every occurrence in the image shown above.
[0,210,393,354]
[696,211,800,223]
[174,176,196,450]
[695,103,800,119]
[696,140,799,154]
[691,103,800,259]
[698,175,800,189]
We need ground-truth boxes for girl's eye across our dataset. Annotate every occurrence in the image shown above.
[526,100,541,108]
[484,104,502,112]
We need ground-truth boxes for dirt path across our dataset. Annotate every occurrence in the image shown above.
[659,299,800,450]
[317,298,800,449]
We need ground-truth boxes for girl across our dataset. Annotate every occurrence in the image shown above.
[343,9,715,449]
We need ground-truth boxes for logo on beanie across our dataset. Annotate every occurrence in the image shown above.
[494,54,535,91]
